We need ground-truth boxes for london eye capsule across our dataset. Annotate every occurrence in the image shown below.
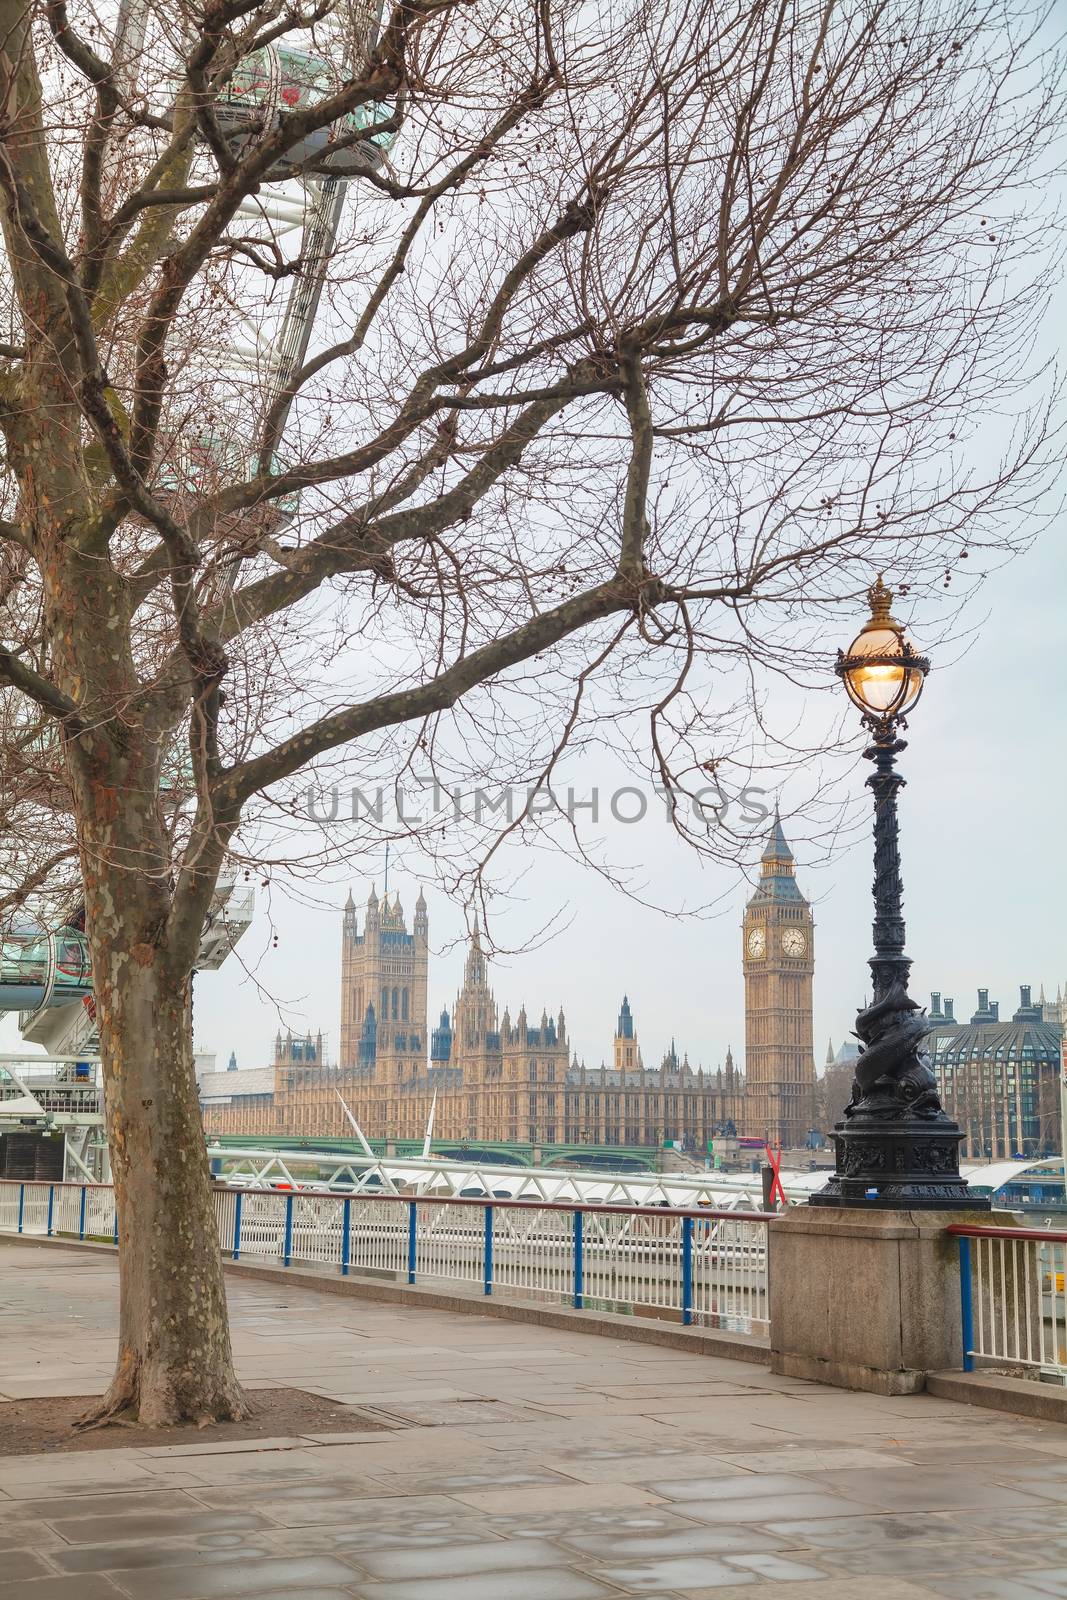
[0,920,93,1012]
[213,46,396,180]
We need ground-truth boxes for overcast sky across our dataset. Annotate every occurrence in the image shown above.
[5,129,1064,1088]
[181,503,1065,1082]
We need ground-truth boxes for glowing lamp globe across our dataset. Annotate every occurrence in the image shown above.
[836,576,929,720]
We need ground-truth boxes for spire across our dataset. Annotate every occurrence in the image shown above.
[749,806,805,906]
[616,995,634,1039]
[415,886,427,910]
[367,883,378,908]
[761,804,794,864]
[826,1037,835,1067]
[344,887,355,911]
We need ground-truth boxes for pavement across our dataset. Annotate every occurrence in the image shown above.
[2,1241,1067,1599]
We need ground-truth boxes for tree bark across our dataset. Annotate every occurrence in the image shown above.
[43,543,248,1427]
[87,952,247,1425]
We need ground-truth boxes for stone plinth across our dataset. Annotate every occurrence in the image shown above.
[768,1205,1012,1395]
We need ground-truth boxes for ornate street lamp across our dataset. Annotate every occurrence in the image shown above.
[812,577,987,1210]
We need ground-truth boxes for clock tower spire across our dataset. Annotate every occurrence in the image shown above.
[742,808,816,1147]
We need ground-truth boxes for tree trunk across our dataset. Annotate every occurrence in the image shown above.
[60,697,248,1426]
[88,948,248,1426]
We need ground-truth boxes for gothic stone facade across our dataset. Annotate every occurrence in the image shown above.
[201,892,747,1148]
[742,815,817,1147]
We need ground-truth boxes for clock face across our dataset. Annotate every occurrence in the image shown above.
[747,927,766,958]
[782,928,807,957]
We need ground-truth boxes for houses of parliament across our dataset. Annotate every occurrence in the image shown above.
[200,817,818,1149]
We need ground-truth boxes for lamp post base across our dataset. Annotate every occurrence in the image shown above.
[810,1116,990,1210]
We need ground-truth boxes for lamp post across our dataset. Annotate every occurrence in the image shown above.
[811,576,987,1210]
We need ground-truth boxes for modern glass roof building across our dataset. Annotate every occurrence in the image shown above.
[927,986,1063,1160]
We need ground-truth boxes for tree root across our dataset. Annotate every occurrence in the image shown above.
[74,1363,250,1431]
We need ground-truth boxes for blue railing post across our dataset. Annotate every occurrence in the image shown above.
[682,1215,694,1326]
[46,1185,55,1237]
[17,1183,24,1234]
[232,1191,243,1260]
[283,1193,294,1267]
[341,1197,351,1276]
[959,1235,975,1372]
[407,1200,417,1283]
[573,1209,584,1309]
[484,1204,494,1296]
[78,1184,87,1241]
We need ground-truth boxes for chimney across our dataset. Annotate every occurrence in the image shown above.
[945,998,955,1021]
[991,1001,999,1021]
[977,988,988,1011]
[1020,984,1031,1009]
[930,992,942,1018]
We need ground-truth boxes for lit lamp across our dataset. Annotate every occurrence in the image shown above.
[837,576,927,720]
[811,576,985,1210]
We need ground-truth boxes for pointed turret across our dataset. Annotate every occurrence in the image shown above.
[825,1038,835,1067]
[762,804,794,863]
[613,994,638,1072]
[747,809,806,907]
[430,1006,453,1063]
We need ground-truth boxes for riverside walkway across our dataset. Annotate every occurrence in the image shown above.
[2,1241,1067,1600]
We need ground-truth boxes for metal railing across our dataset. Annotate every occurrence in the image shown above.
[0,1178,117,1242]
[949,1222,1067,1381]
[0,1179,769,1335]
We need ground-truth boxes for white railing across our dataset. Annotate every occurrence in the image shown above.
[0,1178,116,1241]
[952,1223,1067,1380]
[0,1178,770,1336]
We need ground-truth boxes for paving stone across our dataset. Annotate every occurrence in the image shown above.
[919,1576,1067,1600]
[0,1578,125,1599]
[679,1492,870,1524]
[447,1482,662,1514]
[355,1573,617,1600]
[648,1472,833,1502]
[560,1527,791,1560]
[353,1537,582,1580]
[46,1510,275,1545]
[9,1492,200,1522]
[641,1583,946,1600]
[48,1543,276,1575]
[104,1554,362,1598]
[587,1554,755,1590]
[811,1468,1054,1514]
[0,1551,53,1583]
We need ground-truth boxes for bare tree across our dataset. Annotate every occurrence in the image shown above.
[0,0,1059,1424]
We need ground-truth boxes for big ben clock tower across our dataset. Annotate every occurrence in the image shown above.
[743,810,816,1147]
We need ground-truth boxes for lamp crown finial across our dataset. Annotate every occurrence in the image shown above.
[868,573,894,622]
